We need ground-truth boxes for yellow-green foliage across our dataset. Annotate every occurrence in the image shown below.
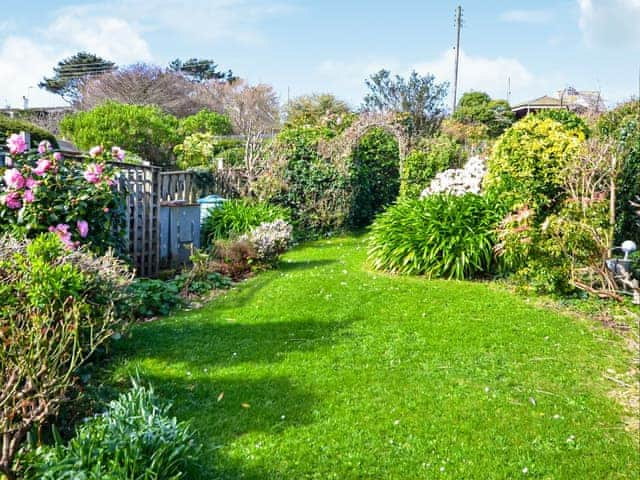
[484,116,584,215]
[174,132,218,169]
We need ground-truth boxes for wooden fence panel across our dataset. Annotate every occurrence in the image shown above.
[159,169,245,203]
[116,164,160,277]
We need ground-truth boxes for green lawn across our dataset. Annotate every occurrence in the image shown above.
[110,235,639,479]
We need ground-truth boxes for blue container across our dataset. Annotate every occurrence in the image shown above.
[197,194,226,224]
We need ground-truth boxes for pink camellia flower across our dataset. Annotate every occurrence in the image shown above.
[103,207,110,213]
[49,223,75,249]
[111,146,126,161]
[23,189,35,203]
[83,163,105,184]
[53,152,63,162]
[32,158,53,176]
[3,191,22,209]
[77,220,89,238]
[38,140,51,154]
[25,177,40,189]
[7,134,27,155]
[3,168,25,189]
[89,145,104,158]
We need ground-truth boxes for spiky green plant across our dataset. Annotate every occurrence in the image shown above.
[367,194,504,279]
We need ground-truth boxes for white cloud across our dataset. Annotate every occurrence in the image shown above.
[413,49,534,103]
[46,15,152,63]
[56,0,296,46]
[0,9,152,108]
[500,9,554,23]
[578,0,640,48]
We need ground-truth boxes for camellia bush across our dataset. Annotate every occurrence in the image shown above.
[0,135,126,254]
[368,194,505,279]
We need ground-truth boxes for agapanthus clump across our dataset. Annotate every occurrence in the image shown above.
[0,134,125,254]
[240,219,293,264]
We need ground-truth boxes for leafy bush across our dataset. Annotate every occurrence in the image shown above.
[368,194,504,279]
[240,219,293,264]
[535,109,591,137]
[179,109,233,136]
[123,278,183,318]
[0,233,132,478]
[596,101,640,244]
[210,239,258,280]
[174,132,218,169]
[348,128,400,227]
[400,135,464,199]
[0,115,58,150]
[20,380,201,480]
[484,115,584,216]
[60,101,179,166]
[202,199,291,246]
[451,91,514,138]
[269,125,350,237]
[0,139,126,254]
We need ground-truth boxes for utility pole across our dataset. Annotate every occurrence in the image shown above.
[452,5,463,113]
[507,76,511,104]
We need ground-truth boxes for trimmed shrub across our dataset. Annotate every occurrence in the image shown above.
[484,115,584,216]
[20,381,201,480]
[201,199,291,246]
[0,115,58,150]
[60,101,179,166]
[349,128,399,227]
[400,135,464,198]
[368,194,504,279]
[179,109,233,137]
[535,109,591,137]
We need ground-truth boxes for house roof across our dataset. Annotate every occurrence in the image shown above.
[512,96,564,110]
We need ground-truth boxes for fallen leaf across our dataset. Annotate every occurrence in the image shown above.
[241,403,251,408]
[217,392,224,402]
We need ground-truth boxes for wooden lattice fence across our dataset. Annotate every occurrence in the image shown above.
[159,169,245,203]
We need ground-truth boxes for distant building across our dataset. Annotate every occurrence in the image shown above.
[511,87,605,119]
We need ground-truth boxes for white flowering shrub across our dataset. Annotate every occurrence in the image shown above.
[241,219,293,264]
[420,155,486,197]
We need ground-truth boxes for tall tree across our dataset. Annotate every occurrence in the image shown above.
[362,69,448,138]
[285,93,352,127]
[39,52,115,105]
[452,91,514,137]
[78,63,202,117]
[169,58,236,84]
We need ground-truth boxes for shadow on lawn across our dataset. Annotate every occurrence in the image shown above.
[137,372,316,479]
[120,317,356,370]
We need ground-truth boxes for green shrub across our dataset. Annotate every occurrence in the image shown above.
[20,380,201,480]
[596,101,640,244]
[484,115,584,216]
[179,109,233,137]
[368,194,504,279]
[0,115,58,150]
[123,278,183,318]
[349,128,399,227]
[269,125,351,237]
[0,233,132,478]
[400,135,464,199]
[535,109,590,137]
[1,142,126,255]
[202,199,291,246]
[60,101,179,166]
[452,91,514,138]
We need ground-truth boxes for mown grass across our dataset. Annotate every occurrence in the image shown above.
[110,235,639,479]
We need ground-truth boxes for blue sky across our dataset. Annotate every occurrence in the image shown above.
[1,0,638,110]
